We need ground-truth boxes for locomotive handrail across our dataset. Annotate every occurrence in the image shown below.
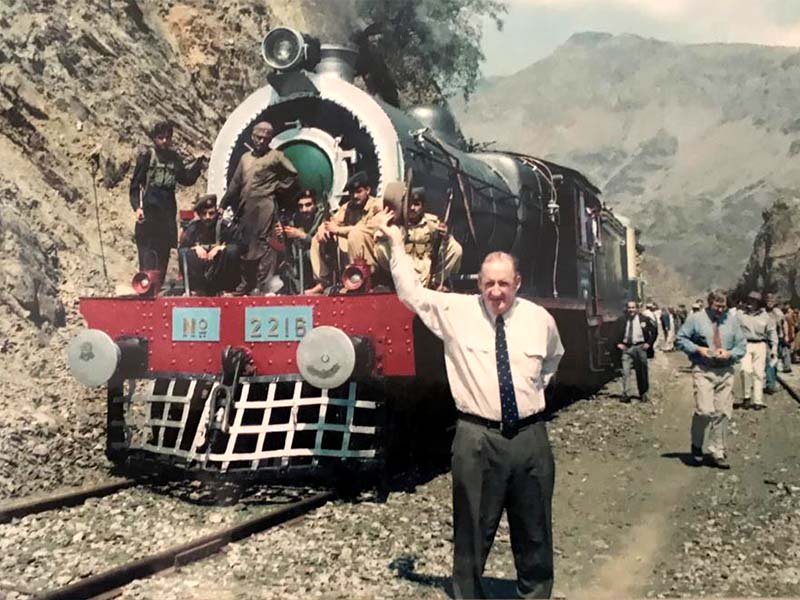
[415,131,480,248]
[404,147,517,204]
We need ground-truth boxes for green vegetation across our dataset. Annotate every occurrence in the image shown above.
[354,0,506,104]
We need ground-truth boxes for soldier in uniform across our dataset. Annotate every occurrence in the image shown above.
[376,187,462,288]
[275,189,325,294]
[305,172,383,295]
[178,194,241,295]
[129,119,207,285]
[219,121,299,295]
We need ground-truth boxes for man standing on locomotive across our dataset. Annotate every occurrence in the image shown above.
[219,121,298,295]
[129,119,207,286]
[374,187,463,289]
[305,172,383,295]
[374,208,563,599]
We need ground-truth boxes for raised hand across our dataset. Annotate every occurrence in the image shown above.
[373,208,402,246]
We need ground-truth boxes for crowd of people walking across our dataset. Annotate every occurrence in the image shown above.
[617,290,797,470]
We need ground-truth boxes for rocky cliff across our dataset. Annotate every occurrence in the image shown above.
[454,32,800,297]
[736,193,800,303]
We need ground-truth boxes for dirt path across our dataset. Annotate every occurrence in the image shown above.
[550,351,702,599]
[549,351,800,599]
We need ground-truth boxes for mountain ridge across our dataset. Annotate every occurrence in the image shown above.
[455,32,800,298]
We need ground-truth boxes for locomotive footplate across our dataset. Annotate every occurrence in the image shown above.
[107,375,385,484]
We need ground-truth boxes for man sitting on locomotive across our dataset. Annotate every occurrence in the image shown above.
[219,120,299,296]
[375,187,462,290]
[275,189,325,294]
[178,194,241,296]
[305,171,383,295]
[129,119,207,287]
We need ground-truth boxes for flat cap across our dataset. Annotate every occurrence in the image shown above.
[345,171,370,192]
[194,193,217,211]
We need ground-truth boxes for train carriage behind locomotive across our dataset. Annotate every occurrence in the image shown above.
[67,27,637,484]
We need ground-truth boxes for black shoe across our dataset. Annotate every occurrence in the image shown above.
[690,445,704,465]
[707,455,731,470]
[621,394,631,403]
[752,404,766,411]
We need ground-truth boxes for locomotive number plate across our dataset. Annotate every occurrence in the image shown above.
[172,307,221,342]
[245,306,313,342]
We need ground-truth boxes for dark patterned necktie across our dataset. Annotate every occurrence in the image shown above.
[495,315,519,432]
[626,318,634,345]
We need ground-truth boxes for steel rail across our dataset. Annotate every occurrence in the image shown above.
[777,374,800,405]
[0,479,135,524]
[36,490,336,600]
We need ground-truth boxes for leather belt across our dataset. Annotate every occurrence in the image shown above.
[457,411,542,438]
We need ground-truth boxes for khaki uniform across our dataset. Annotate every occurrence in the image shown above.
[310,196,383,286]
[376,213,463,287]
[219,149,298,295]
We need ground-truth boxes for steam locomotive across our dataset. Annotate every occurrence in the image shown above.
[67,27,638,485]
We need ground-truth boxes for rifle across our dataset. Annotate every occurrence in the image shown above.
[428,187,454,290]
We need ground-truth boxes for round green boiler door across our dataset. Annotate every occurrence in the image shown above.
[281,141,334,200]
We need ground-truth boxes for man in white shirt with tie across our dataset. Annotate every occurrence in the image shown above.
[375,210,564,599]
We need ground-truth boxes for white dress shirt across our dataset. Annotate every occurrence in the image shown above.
[389,241,564,420]
[624,316,645,344]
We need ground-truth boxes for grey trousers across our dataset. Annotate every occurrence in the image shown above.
[690,364,734,459]
[451,418,555,599]
[621,345,649,397]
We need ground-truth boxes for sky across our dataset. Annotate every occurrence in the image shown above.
[480,0,800,77]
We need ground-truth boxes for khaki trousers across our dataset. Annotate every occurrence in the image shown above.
[375,236,463,287]
[309,223,378,286]
[740,342,767,406]
[690,364,734,459]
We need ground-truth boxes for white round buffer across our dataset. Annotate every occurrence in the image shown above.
[296,326,356,389]
[66,329,121,387]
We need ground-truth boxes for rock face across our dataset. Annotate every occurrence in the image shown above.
[736,193,800,303]
[0,181,65,326]
[454,32,800,294]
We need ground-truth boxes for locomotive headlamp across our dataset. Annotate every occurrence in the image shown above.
[342,258,372,293]
[261,27,320,71]
[131,270,161,297]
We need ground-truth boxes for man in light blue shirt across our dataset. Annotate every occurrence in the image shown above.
[676,290,746,469]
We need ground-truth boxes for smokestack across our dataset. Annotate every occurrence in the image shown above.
[315,44,358,82]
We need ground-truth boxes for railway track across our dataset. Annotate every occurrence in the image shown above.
[0,482,337,599]
[776,372,800,405]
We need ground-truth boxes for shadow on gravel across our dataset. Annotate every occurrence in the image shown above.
[661,451,704,467]
[389,555,519,599]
